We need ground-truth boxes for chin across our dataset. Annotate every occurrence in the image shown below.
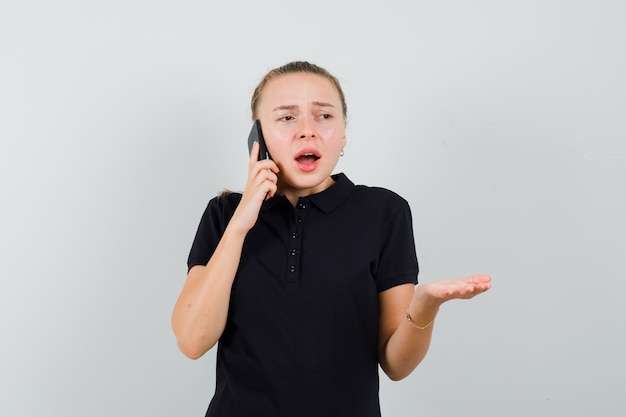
[280,171,333,193]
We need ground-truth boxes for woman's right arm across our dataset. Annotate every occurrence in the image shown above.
[171,142,279,359]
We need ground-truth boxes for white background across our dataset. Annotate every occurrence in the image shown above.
[1,1,625,416]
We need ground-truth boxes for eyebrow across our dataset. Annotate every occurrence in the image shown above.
[272,101,336,112]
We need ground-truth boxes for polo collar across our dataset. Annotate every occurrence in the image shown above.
[306,173,353,213]
[261,173,354,214]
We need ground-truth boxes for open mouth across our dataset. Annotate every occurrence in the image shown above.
[295,150,321,172]
[295,152,321,165]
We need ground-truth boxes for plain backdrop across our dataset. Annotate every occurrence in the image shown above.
[1,1,625,416]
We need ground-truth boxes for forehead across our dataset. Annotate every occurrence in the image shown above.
[260,73,341,109]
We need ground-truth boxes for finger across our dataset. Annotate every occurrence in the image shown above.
[266,182,278,200]
[247,167,277,200]
[468,282,491,297]
[249,141,260,163]
[257,159,280,174]
[248,163,278,190]
[467,274,491,284]
[254,167,276,184]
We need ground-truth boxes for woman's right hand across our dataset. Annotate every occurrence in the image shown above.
[231,141,279,232]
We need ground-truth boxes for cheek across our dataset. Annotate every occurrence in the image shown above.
[264,131,290,157]
[320,126,346,146]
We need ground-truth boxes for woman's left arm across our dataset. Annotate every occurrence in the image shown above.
[378,274,492,381]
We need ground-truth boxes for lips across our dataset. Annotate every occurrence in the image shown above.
[295,149,321,172]
[296,152,319,163]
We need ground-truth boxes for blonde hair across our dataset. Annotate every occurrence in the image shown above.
[250,61,347,122]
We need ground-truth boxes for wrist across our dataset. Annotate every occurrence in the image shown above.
[223,219,250,241]
[405,308,438,330]
[412,284,443,310]
[406,286,441,328]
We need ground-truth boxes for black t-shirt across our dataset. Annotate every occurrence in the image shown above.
[188,173,419,417]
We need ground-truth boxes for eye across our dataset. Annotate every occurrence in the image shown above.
[319,113,332,119]
[279,115,294,121]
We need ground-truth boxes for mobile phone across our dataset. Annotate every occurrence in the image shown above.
[247,120,270,160]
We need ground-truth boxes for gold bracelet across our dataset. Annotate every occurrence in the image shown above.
[405,309,436,330]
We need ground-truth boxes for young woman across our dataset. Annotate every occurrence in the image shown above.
[172,61,491,417]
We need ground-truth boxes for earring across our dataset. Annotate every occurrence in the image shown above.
[340,148,345,157]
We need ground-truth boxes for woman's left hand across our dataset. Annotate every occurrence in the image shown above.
[414,274,492,308]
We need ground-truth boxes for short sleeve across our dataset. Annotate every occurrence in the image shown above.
[374,196,419,292]
[187,193,241,271]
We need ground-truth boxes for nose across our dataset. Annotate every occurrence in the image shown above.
[298,118,316,139]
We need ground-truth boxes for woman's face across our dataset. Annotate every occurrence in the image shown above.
[256,72,347,199]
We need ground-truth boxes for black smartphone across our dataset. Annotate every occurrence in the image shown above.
[247,120,270,160]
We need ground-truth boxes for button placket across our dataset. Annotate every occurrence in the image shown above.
[286,199,308,284]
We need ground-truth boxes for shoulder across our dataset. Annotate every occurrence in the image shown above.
[206,190,242,210]
[351,183,411,213]
[199,191,242,226]
[355,184,407,201]
[335,173,409,207]
[332,177,413,227]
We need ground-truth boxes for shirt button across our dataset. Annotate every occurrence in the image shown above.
[290,265,296,272]
[291,232,298,239]
[291,249,298,256]
[298,203,306,209]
